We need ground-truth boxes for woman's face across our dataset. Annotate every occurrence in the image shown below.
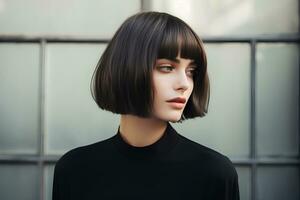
[151,54,196,122]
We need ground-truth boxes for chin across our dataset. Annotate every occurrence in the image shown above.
[169,118,181,123]
[159,114,182,123]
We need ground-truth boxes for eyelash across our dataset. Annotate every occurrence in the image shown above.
[158,65,196,76]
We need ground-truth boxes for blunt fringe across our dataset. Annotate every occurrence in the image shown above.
[90,11,210,122]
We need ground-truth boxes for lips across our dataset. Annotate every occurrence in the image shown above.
[166,97,186,103]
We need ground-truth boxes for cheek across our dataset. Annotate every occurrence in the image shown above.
[188,79,194,90]
[153,82,173,111]
[187,81,194,97]
[154,81,167,101]
[153,75,169,94]
[152,78,162,104]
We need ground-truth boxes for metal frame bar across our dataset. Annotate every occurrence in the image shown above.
[38,39,46,200]
[250,39,257,200]
[0,155,299,165]
[0,34,299,43]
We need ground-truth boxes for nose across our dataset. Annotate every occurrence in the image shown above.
[175,71,189,92]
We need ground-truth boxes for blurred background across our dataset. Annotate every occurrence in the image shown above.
[0,0,299,199]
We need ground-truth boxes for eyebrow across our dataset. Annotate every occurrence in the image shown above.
[158,58,196,65]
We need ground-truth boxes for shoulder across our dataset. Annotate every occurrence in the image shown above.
[54,136,115,173]
[175,133,238,179]
[174,132,240,198]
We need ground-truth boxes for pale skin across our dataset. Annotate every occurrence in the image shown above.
[119,54,197,147]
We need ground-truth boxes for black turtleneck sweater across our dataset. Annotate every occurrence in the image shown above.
[52,122,240,200]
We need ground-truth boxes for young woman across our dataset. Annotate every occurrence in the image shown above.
[52,11,240,200]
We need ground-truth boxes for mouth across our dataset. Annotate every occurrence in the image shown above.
[166,97,186,104]
[166,97,186,109]
[167,102,185,109]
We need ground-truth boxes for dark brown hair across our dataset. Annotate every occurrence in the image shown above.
[90,11,210,122]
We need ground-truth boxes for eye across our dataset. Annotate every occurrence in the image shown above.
[157,65,175,72]
[186,67,197,77]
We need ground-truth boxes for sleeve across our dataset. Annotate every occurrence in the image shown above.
[225,157,240,200]
[230,168,240,200]
[52,162,62,200]
[52,159,70,200]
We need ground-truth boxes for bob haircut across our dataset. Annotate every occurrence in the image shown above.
[90,11,210,122]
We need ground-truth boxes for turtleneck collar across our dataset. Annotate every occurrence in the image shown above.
[112,122,179,160]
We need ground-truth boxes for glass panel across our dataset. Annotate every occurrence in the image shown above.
[257,166,300,200]
[44,165,55,200]
[0,164,39,200]
[0,43,40,154]
[236,166,251,200]
[144,0,299,36]
[45,44,120,154]
[256,43,299,157]
[0,0,140,38]
[173,43,251,157]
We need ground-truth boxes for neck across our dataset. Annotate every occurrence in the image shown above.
[119,115,168,147]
